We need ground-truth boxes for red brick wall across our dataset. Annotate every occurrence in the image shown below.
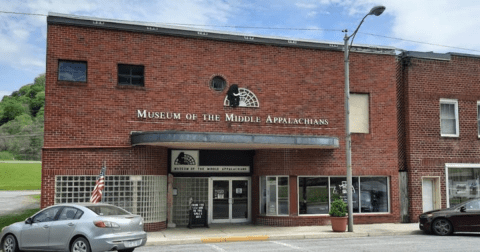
[44,23,399,225]
[403,55,480,221]
[144,221,166,232]
[252,149,400,225]
[45,24,396,146]
[256,214,398,226]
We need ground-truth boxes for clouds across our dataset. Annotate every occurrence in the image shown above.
[0,0,236,93]
[386,0,480,53]
[334,0,480,53]
[1,0,479,95]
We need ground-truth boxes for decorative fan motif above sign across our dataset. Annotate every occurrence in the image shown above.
[173,151,196,165]
[224,85,259,108]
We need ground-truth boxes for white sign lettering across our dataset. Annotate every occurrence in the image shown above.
[137,110,328,126]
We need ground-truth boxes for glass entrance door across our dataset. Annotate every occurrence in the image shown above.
[209,177,251,223]
[212,180,229,220]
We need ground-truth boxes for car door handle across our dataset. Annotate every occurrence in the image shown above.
[43,225,49,229]
[68,223,74,226]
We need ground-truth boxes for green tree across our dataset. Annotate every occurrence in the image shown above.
[0,98,26,125]
[0,73,45,160]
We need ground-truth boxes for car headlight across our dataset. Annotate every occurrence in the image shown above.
[421,213,433,218]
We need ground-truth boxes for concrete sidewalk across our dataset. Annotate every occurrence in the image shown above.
[146,223,422,246]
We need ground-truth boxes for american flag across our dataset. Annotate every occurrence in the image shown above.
[90,163,106,203]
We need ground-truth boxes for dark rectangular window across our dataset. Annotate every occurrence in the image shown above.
[298,176,389,215]
[58,60,87,82]
[118,64,144,86]
[299,177,329,214]
[330,177,359,213]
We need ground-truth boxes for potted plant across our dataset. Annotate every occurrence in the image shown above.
[329,199,348,232]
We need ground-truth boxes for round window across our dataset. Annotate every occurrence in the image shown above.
[211,76,226,91]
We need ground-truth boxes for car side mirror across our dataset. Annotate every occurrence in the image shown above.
[460,206,466,212]
[25,217,32,224]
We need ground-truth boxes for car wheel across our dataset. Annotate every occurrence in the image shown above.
[432,218,453,236]
[118,249,135,252]
[70,237,91,252]
[3,234,19,252]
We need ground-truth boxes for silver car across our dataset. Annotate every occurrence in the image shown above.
[1,203,147,252]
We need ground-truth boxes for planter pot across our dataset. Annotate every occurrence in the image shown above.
[330,216,348,232]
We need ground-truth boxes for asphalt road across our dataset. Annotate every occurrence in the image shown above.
[0,190,40,216]
[135,234,480,252]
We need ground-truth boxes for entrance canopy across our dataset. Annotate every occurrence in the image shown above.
[131,131,339,150]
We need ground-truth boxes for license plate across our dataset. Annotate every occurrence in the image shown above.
[124,239,142,248]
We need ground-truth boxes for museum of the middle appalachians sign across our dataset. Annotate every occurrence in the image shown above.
[43,12,400,231]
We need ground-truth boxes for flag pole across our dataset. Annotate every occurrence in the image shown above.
[101,160,106,203]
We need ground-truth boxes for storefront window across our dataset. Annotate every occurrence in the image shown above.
[278,177,289,215]
[267,177,277,215]
[330,177,359,213]
[448,167,480,207]
[360,177,388,212]
[298,176,389,215]
[260,176,289,216]
[298,177,329,214]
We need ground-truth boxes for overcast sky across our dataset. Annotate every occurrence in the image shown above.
[1,0,479,98]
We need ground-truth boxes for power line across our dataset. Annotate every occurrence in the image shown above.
[1,10,479,53]
[0,10,46,16]
[359,32,480,53]
[168,23,342,32]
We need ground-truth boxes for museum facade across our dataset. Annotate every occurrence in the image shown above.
[45,13,480,231]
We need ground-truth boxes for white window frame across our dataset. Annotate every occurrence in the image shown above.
[445,163,480,208]
[259,176,289,216]
[440,98,459,137]
[477,101,480,138]
[297,176,391,216]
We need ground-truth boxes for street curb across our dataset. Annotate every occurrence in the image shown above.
[144,230,422,246]
[147,239,201,246]
[202,235,269,243]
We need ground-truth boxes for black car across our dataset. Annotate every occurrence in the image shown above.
[419,198,480,235]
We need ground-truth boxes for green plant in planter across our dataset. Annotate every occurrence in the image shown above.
[329,199,347,217]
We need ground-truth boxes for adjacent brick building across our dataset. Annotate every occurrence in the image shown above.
[399,51,480,222]
[43,13,404,231]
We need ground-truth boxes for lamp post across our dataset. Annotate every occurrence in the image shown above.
[343,5,385,232]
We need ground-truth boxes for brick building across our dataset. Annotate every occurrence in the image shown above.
[43,13,400,231]
[399,51,480,222]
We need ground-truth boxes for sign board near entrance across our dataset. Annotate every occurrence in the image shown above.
[172,166,250,173]
[188,202,208,228]
[171,150,250,173]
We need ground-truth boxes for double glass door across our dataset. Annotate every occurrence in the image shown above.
[209,177,251,223]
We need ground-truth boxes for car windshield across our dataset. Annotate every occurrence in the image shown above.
[86,205,131,216]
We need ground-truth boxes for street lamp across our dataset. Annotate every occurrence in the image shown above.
[343,5,385,232]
